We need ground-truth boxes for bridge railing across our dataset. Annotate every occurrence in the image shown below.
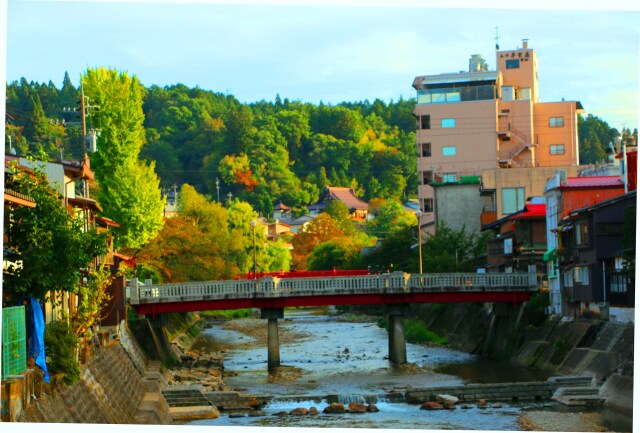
[129,271,537,305]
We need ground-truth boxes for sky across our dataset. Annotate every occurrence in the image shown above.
[2,0,639,131]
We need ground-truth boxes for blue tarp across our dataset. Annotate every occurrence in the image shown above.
[27,297,50,383]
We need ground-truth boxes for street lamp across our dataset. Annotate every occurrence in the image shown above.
[416,210,423,274]
[251,220,258,279]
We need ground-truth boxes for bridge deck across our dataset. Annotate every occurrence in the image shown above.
[130,272,537,315]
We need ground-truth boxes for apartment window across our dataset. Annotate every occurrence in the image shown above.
[442,146,457,156]
[506,59,520,69]
[517,87,531,100]
[573,266,590,285]
[550,144,565,155]
[422,170,433,184]
[441,118,456,128]
[549,117,564,127]
[421,115,431,130]
[443,173,458,183]
[501,187,525,214]
[420,143,432,157]
[422,198,434,212]
[575,221,589,246]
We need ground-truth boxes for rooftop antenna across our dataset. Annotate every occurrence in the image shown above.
[494,26,500,50]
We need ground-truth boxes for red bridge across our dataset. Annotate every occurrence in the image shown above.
[128,271,537,368]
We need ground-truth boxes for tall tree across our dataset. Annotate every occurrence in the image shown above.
[82,67,164,248]
[82,68,147,171]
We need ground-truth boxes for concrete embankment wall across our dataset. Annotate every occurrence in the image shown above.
[14,321,176,424]
[17,343,145,423]
[408,303,634,411]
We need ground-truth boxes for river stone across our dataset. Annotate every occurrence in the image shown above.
[323,403,346,414]
[348,402,367,413]
[491,403,503,408]
[309,406,319,415]
[274,411,289,417]
[420,401,444,410]
[436,394,459,406]
[477,399,487,409]
[290,407,309,416]
[367,403,379,413]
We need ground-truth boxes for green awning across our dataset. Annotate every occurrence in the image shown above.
[543,248,557,262]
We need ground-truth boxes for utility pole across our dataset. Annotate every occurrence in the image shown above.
[216,177,220,202]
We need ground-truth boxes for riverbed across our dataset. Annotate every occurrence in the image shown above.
[188,309,627,431]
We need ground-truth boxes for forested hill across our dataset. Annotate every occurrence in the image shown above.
[5,73,635,217]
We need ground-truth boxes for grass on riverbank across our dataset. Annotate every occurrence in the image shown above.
[199,309,254,319]
[377,317,448,345]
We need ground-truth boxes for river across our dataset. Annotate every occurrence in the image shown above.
[188,308,628,431]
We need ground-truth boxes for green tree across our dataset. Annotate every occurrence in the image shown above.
[82,68,147,171]
[98,157,165,249]
[367,199,414,237]
[82,67,165,249]
[324,200,355,234]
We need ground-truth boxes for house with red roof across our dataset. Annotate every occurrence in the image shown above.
[543,173,626,316]
[309,186,369,221]
[482,201,547,274]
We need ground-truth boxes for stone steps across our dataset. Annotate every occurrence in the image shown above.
[550,375,603,407]
[162,388,213,407]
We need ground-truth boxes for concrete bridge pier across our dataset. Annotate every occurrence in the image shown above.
[387,304,409,364]
[260,308,284,372]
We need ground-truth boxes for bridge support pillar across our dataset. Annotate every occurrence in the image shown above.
[261,308,284,372]
[387,304,409,364]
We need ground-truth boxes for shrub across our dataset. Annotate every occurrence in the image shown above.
[44,320,80,386]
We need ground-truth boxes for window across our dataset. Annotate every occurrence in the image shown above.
[422,198,434,212]
[502,86,514,101]
[442,146,457,156]
[517,87,531,100]
[550,144,565,155]
[549,117,564,127]
[610,274,627,293]
[596,223,623,236]
[501,187,525,214]
[563,271,574,287]
[441,118,456,128]
[575,221,589,246]
[504,238,513,254]
[420,143,431,157]
[506,59,520,69]
[443,173,458,183]
[421,170,433,184]
[573,266,590,285]
[421,115,431,129]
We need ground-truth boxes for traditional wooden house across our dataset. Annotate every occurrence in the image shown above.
[482,202,547,275]
[310,186,369,221]
[557,190,636,321]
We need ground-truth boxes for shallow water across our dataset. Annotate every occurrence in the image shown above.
[189,309,630,430]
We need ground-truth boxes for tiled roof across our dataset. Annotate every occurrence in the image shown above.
[561,176,624,189]
[325,187,368,210]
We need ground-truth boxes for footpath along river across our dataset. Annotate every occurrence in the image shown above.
[187,308,627,431]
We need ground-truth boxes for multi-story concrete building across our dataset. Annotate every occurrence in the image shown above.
[413,39,583,232]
